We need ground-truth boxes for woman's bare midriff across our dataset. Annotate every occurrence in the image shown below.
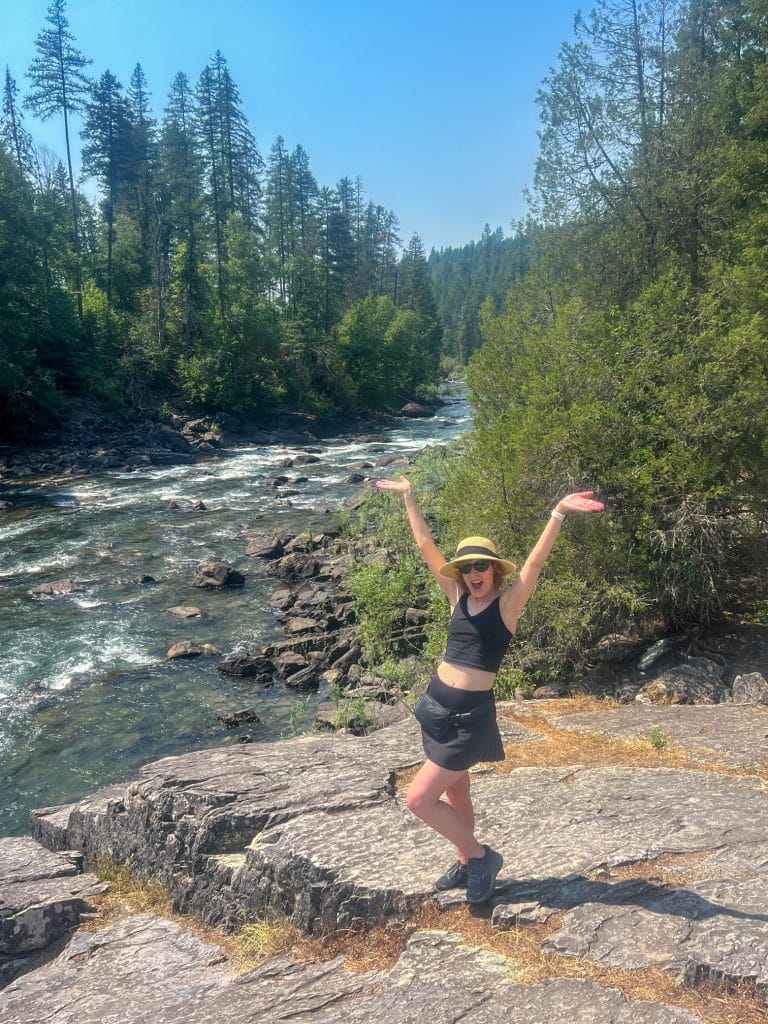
[436,660,495,691]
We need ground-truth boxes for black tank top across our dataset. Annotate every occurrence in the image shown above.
[443,593,514,673]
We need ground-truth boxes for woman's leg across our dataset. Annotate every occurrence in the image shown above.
[405,759,484,862]
[444,771,475,862]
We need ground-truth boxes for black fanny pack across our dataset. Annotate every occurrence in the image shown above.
[413,692,479,743]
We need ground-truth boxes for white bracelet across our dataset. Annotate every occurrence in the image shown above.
[550,508,566,522]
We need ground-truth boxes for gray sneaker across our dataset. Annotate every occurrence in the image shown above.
[466,845,503,903]
[434,860,468,891]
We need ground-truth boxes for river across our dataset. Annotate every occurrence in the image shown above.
[0,390,470,836]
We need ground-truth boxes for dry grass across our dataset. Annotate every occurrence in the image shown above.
[81,860,766,1023]
[583,849,714,887]
[495,706,763,780]
[81,858,175,928]
[401,904,767,1024]
[290,903,767,1024]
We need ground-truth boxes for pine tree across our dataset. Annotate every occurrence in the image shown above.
[397,233,442,391]
[125,63,156,286]
[158,71,207,354]
[25,0,92,319]
[81,70,133,305]
[265,135,290,303]
[2,68,34,176]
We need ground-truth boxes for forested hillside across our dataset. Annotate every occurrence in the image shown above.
[0,1,443,437]
[428,225,531,364]
[359,0,768,681]
[440,0,768,652]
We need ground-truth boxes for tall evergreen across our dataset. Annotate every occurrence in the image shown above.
[265,135,290,304]
[25,0,91,319]
[158,71,207,355]
[125,63,156,287]
[1,68,34,176]
[81,70,133,305]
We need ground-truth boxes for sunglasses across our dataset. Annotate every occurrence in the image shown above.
[458,559,492,575]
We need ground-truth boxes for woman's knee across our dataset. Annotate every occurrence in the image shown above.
[405,785,433,818]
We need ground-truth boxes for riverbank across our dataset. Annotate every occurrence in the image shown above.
[3,430,768,1020]
[0,392,469,837]
[3,696,768,1022]
[0,397,443,487]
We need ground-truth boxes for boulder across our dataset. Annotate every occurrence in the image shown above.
[30,579,84,598]
[268,553,320,581]
[273,651,309,678]
[244,534,285,559]
[636,636,686,671]
[636,657,725,706]
[166,641,205,660]
[730,671,768,705]
[400,401,432,417]
[167,606,207,619]
[531,682,569,700]
[268,588,294,612]
[191,561,245,589]
[216,654,274,682]
[375,454,409,468]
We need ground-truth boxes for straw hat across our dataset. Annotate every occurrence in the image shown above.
[439,536,517,578]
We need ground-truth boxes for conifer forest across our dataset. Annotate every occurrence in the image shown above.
[2,0,768,640]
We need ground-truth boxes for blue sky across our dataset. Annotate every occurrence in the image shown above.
[4,0,580,252]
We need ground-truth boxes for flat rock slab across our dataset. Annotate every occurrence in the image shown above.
[27,709,768,1001]
[0,914,703,1024]
[545,703,768,768]
[0,837,106,964]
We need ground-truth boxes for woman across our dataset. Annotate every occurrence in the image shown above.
[375,475,604,902]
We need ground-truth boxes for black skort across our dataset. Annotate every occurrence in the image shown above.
[421,674,505,771]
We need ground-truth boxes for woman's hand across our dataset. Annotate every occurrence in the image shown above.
[375,475,411,495]
[556,491,605,514]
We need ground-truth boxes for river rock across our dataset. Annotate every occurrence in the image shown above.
[166,641,205,660]
[191,561,245,589]
[400,401,432,417]
[292,453,321,465]
[245,534,286,558]
[269,553,320,581]
[217,709,261,728]
[30,578,84,598]
[167,606,207,619]
[374,454,409,467]
[273,651,309,678]
[282,666,320,691]
[329,643,363,672]
[216,653,274,681]
[284,615,321,634]
[268,588,294,611]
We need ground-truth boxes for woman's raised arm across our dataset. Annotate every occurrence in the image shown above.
[375,476,456,598]
[500,491,604,632]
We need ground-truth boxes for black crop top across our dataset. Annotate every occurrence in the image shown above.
[443,593,514,673]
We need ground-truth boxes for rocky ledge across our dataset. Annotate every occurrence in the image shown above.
[2,699,767,1021]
